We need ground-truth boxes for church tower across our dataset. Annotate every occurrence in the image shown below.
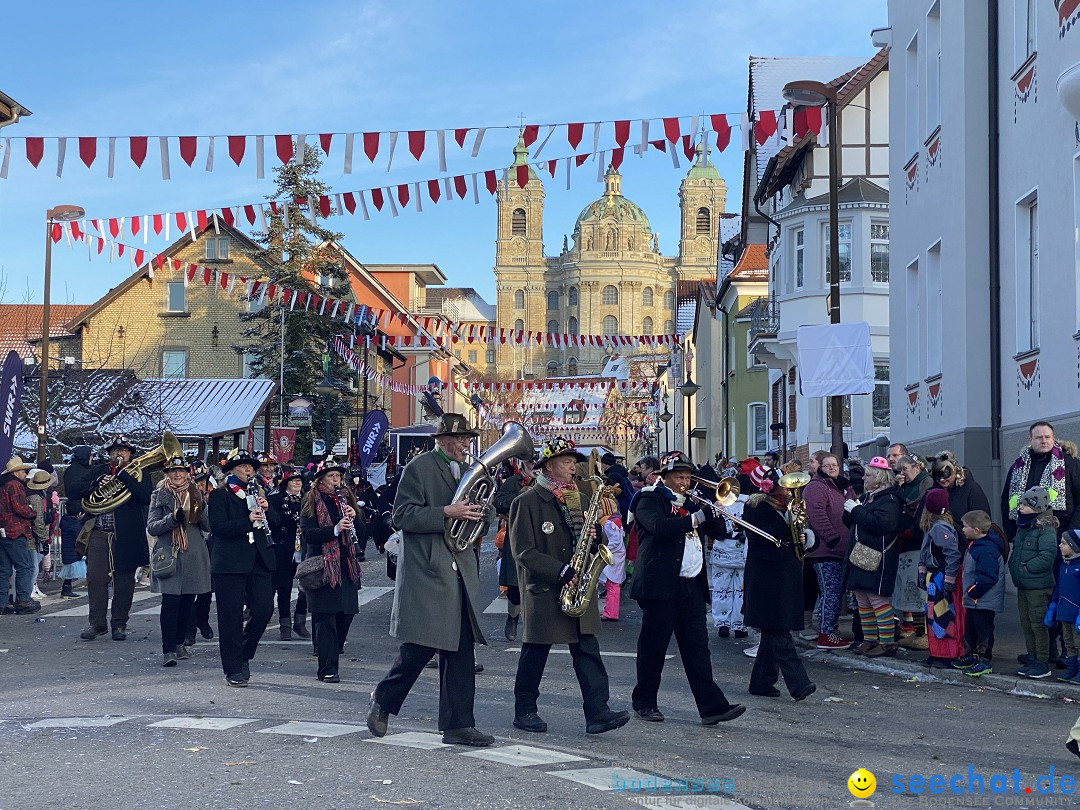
[677,137,728,273]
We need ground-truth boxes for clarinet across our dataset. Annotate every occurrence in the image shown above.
[246,478,274,546]
[333,486,354,550]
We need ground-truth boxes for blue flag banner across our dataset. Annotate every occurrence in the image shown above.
[358,410,389,469]
[0,351,24,464]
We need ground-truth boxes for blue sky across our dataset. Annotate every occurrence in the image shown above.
[0,0,885,309]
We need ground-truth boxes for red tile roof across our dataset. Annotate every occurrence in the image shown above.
[729,245,769,280]
[0,304,87,359]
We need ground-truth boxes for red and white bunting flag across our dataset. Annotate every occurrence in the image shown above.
[79,137,97,168]
[567,122,584,149]
[228,135,246,166]
[755,110,777,146]
[408,130,425,161]
[179,136,197,167]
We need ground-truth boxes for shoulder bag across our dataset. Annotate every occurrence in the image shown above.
[294,555,326,590]
[849,538,897,572]
[150,541,177,578]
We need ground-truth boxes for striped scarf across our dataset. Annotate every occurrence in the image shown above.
[536,473,584,537]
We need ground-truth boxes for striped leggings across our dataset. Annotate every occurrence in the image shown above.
[852,590,895,645]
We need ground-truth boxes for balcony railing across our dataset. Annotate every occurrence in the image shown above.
[748,296,780,342]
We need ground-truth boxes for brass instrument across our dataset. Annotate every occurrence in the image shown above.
[82,431,183,515]
[560,475,615,617]
[685,475,784,548]
[779,471,812,560]
[444,421,535,554]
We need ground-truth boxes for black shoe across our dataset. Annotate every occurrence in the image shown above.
[425,657,439,669]
[80,624,108,640]
[240,660,250,681]
[586,709,631,734]
[503,614,519,641]
[367,694,389,737]
[279,624,292,641]
[701,704,746,725]
[791,683,817,701]
[225,674,248,687]
[442,727,495,746]
[319,673,340,683]
[1068,739,1080,759]
[13,600,41,615]
[111,625,127,641]
[749,686,781,697]
[634,708,665,722]
[734,629,749,639]
[162,652,178,667]
[199,622,214,640]
[60,586,80,598]
[474,663,484,673]
[717,626,730,638]
[513,713,548,733]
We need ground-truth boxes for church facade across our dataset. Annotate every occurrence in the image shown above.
[493,138,728,379]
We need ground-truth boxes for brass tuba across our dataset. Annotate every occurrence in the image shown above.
[443,421,535,554]
[778,471,812,560]
[82,431,183,515]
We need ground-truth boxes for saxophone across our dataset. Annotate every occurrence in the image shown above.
[559,477,615,618]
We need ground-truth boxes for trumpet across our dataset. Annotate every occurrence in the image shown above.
[682,477,784,548]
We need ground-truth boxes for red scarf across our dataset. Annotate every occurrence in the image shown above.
[314,483,360,587]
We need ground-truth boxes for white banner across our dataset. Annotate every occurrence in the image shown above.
[796,322,874,397]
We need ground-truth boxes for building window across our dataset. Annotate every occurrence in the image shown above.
[1016,0,1037,64]
[871,222,890,283]
[926,242,942,376]
[568,286,579,306]
[602,315,618,336]
[512,208,527,237]
[240,351,259,378]
[873,363,890,429]
[642,316,653,334]
[793,227,805,289]
[643,286,653,307]
[748,403,768,455]
[317,272,336,289]
[467,350,477,364]
[514,319,524,332]
[906,259,921,383]
[905,33,919,158]
[514,289,525,309]
[162,350,187,378]
[1016,195,1040,353]
[602,285,618,305]
[546,319,559,334]
[663,319,675,334]
[747,330,764,369]
[568,316,579,335]
[568,357,578,376]
[824,222,852,283]
[547,290,559,310]
[247,291,264,313]
[485,349,496,364]
[696,207,711,235]
[926,2,941,133]
[547,361,559,377]
[166,282,186,313]
[204,237,229,261]
[663,290,675,309]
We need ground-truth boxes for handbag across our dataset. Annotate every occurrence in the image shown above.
[849,538,896,572]
[294,555,326,590]
[150,542,177,578]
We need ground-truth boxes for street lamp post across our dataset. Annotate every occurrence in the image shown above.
[660,405,673,454]
[315,346,335,457]
[40,204,85,463]
[783,79,844,459]
[680,375,700,462]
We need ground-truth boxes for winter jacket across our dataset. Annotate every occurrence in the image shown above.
[842,486,903,595]
[1008,520,1058,590]
[1049,556,1080,625]
[0,474,35,542]
[962,528,1006,612]
[59,514,82,565]
[919,519,962,584]
[603,463,634,523]
[28,492,48,546]
[1000,442,1080,539]
[742,497,804,630]
[803,471,855,561]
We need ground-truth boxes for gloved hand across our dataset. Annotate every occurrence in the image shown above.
[557,565,577,587]
[174,508,185,524]
[802,528,816,551]
[943,580,955,597]
[1045,601,1058,628]
[843,499,859,513]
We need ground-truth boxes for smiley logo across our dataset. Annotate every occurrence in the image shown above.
[847,768,876,799]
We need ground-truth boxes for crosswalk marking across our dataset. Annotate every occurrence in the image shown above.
[364,731,449,750]
[357,586,394,607]
[483,596,508,615]
[503,647,669,660]
[150,717,257,730]
[258,721,362,738]
[548,766,654,791]
[28,716,129,729]
[46,590,156,618]
[461,744,586,767]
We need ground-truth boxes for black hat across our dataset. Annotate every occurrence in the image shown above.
[432,413,479,438]
[659,451,694,475]
[162,455,189,473]
[313,462,349,482]
[221,448,258,474]
[105,435,136,453]
[600,452,621,466]
[538,437,587,467]
[278,471,304,490]
[189,460,210,481]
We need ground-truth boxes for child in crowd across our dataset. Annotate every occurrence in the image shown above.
[58,501,86,598]
[954,510,1007,676]
[1008,486,1058,679]
[1045,529,1080,684]
[598,494,626,622]
[918,488,965,668]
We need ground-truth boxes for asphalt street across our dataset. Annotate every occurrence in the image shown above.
[2,541,1078,810]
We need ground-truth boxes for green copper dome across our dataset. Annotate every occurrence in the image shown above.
[573,165,652,233]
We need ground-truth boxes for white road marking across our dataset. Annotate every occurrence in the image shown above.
[46,590,157,617]
[150,717,258,730]
[504,647,669,660]
[28,716,129,729]
[461,744,587,767]
[257,721,362,738]
[484,596,508,614]
[548,766,655,791]
[357,586,394,607]
[364,731,449,750]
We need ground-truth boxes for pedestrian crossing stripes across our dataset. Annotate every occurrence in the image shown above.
[28,716,129,728]
[364,731,449,750]
[45,590,157,618]
[258,721,363,738]
[503,647,672,660]
[150,717,257,730]
[462,744,586,767]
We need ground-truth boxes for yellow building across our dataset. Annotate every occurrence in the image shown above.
[493,137,729,379]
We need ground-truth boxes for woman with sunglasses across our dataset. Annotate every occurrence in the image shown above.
[928,453,990,524]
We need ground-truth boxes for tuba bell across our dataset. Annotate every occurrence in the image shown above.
[82,431,183,515]
[443,421,535,554]
[778,471,812,560]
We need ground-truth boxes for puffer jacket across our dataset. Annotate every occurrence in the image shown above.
[1049,555,1080,624]
[962,528,1006,612]
[803,470,855,561]
[1008,519,1058,590]
[842,486,903,595]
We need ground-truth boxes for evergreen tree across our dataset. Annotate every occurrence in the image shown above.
[241,145,352,463]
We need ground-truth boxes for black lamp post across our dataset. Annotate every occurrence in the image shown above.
[680,375,700,462]
[315,347,335,456]
[660,405,673,454]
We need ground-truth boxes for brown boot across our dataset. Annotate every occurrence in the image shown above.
[292,613,311,639]
[279,618,292,641]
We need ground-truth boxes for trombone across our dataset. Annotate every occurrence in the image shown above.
[686,475,784,548]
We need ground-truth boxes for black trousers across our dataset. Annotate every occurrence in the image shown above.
[514,634,610,722]
[633,578,732,717]
[312,611,354,678]
[505,585,520,606]
[373,583,476,731]
[214,558,273,677]
[750,629,813,696]
[159,593,196,654]
[185,590,213,639]
[271,552,306,621]
[964,608,997,658]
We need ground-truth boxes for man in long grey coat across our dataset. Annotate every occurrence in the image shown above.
[367,413,494,747]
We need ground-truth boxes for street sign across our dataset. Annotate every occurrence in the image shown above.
[289,397,313,427]
[311,438,326,456]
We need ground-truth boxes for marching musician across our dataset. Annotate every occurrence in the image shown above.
[508,437,630,736]
[78,436,152,643]
[208,449,276,687]
[629,451,745,725]
[267,471,309,641]
[741,464,817,701]
[183,460,216,646]
[255,452,278,493]
[299,463,363,683]
[367,413,495,747]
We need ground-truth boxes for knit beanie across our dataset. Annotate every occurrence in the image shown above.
[924,487,950,515]
[1063,530,1080,557]
[1019,486,1051,513]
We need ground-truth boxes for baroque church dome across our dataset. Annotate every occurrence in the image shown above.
[573,165,652,235]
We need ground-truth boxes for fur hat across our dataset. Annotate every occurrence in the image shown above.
[924,487,950,515]
[1019,486,1051,513]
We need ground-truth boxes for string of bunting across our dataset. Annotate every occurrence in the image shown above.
[332,335,428,396]
[463,379,653,394]
[0,109,824,180]
[54,220,684,350]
